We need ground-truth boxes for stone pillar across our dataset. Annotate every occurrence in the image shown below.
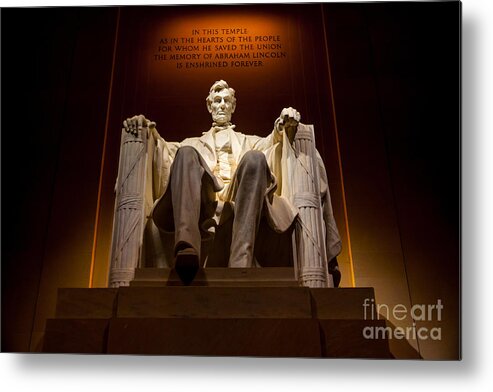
[108,125,149,287]
[292,125,333,288]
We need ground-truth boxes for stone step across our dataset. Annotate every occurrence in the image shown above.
[55,288,118,319]
[131,267,298,287]
[117,286,311,319]
[54,286,376,320]
[319,319,393,358]
[44,286,391,357]
[43,318,110,354]
[43,317,392,357]
[107,318,322,357]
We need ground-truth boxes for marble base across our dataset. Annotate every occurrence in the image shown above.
[43,319,109,353]
[131,267,298,287]
[108,318,321,357]
[43,274,394,357]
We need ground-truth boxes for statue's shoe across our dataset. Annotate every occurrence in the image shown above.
[175,248,199,285]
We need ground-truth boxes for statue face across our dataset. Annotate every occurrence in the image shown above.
[209,89,235,125]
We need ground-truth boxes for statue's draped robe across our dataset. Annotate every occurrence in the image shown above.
[144,124,341,268]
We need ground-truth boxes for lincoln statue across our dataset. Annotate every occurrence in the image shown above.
[119,80,341,286]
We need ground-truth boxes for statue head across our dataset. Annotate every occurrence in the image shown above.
[206,80,236,126]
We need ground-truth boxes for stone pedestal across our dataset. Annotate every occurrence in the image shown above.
[43,268,392,357]
[131,267,299,287]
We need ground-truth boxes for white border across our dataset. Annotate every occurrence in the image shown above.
[1,0,492,390]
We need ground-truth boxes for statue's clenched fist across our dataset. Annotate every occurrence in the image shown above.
[277,107,301,144]
[280,107,301,126]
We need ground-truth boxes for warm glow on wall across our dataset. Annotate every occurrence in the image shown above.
[143,9,297,91]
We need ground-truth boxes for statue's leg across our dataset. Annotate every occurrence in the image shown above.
[169,146,216,283]
[229,150,271,268]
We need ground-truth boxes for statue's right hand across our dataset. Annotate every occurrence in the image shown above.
[123,114,156,137]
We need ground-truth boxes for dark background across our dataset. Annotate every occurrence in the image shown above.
[1,2,460,358]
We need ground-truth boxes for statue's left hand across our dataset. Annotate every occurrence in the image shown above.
[278,107,301,144]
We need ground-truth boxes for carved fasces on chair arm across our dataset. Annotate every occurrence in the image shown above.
[109,115,154,288]
[291,124,333,288]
